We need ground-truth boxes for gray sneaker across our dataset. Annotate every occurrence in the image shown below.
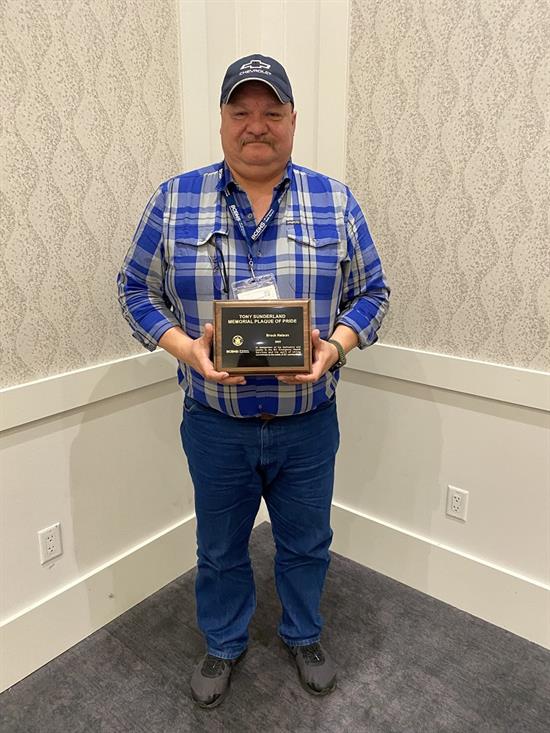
[284,641,337,695]
[190,648,248,709]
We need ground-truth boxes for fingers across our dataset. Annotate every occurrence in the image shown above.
[203,367,246,385]
[195,325,246,384]
[220,374,247,385]
[278,330,336,384]
[277,370,320,384]
[201,322,214,343]
[277,376,297,384]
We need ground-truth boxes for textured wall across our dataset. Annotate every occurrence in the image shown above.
[346,0,549,371]
[1,0,183,389]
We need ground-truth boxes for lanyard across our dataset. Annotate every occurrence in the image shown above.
[223,182,289,278]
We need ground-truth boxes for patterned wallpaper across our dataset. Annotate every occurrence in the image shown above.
[346,0,549,371]
[3,1,548,388]
[1,0,183,389]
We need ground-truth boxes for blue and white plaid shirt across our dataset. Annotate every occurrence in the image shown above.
[117,160,390,417]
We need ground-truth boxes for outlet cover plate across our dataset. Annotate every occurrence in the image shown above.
[38,523,63,564]
[446,485,469,521]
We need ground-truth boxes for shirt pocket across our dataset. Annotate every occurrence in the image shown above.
[169,224,217,301]
[286,220,342,301]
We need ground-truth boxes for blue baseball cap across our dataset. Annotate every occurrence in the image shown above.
[220,53,294,106]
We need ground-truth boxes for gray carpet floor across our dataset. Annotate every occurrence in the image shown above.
[1,520,549,732]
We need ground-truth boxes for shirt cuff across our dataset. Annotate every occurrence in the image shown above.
[131,318,181,352]
[335,315,378,350]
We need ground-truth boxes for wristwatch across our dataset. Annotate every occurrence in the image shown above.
[327,338,346,372]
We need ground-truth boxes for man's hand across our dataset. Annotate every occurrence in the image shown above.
[184,323,246,385]
[185,323,246,384]
[276,329,338,385]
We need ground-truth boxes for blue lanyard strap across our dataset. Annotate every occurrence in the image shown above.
[223,182,289,255]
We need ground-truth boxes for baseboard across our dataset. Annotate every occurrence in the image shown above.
[2,500,547,693]
[330,502,550,650]
[0,513,198,693]
[0,506,272,693]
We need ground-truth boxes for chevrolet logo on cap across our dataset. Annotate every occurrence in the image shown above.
[240,59,271,71]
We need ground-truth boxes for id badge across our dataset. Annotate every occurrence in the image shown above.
[231,274,280,300]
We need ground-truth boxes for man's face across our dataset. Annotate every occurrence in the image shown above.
[220,81,296,175]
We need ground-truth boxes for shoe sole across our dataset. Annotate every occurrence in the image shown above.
[284,643,337,697]
[192,647,248,710]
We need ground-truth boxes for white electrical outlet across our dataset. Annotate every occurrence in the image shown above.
[38,522,63,564]
[446,486,469,521]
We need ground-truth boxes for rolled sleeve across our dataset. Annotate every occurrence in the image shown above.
[336,190,390,349]
[117,185,181,351]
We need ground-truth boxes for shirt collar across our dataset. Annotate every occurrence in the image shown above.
[216,159,293,194]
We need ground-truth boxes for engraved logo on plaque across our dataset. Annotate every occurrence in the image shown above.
[232,335,244,347]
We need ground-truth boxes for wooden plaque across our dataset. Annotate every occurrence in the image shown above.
[213,299,311,374]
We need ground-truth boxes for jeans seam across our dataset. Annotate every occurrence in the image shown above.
[279,634,321,647]
[207,647,246,660]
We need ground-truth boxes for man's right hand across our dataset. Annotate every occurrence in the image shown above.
[183,323,246,385]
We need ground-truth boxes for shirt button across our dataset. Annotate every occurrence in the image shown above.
[247,213,254,219]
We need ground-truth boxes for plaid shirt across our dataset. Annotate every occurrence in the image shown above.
[117,160,390,417]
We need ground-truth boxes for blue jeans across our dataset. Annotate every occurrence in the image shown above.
[180,394,340,660]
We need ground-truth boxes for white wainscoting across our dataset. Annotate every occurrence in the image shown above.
[0,513,197,693]
[0,352,269,692]
[334,346,550,650]
[2,343,548,691]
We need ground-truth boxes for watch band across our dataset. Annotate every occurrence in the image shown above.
[327,338,346,372]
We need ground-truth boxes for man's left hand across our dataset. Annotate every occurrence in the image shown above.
[277,329,338,384]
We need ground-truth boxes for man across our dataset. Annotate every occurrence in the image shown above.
[117,54,389,709]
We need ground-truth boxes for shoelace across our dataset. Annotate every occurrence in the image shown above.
[202,655,227,677]
[300,643,325,665]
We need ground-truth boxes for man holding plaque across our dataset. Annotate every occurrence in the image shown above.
[117,53,390,708]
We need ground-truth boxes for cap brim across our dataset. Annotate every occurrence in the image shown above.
[223,78,290,104]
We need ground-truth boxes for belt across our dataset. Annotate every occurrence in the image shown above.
[259,412,276,421]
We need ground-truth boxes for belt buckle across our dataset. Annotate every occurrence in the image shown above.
[259,412,275,421]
